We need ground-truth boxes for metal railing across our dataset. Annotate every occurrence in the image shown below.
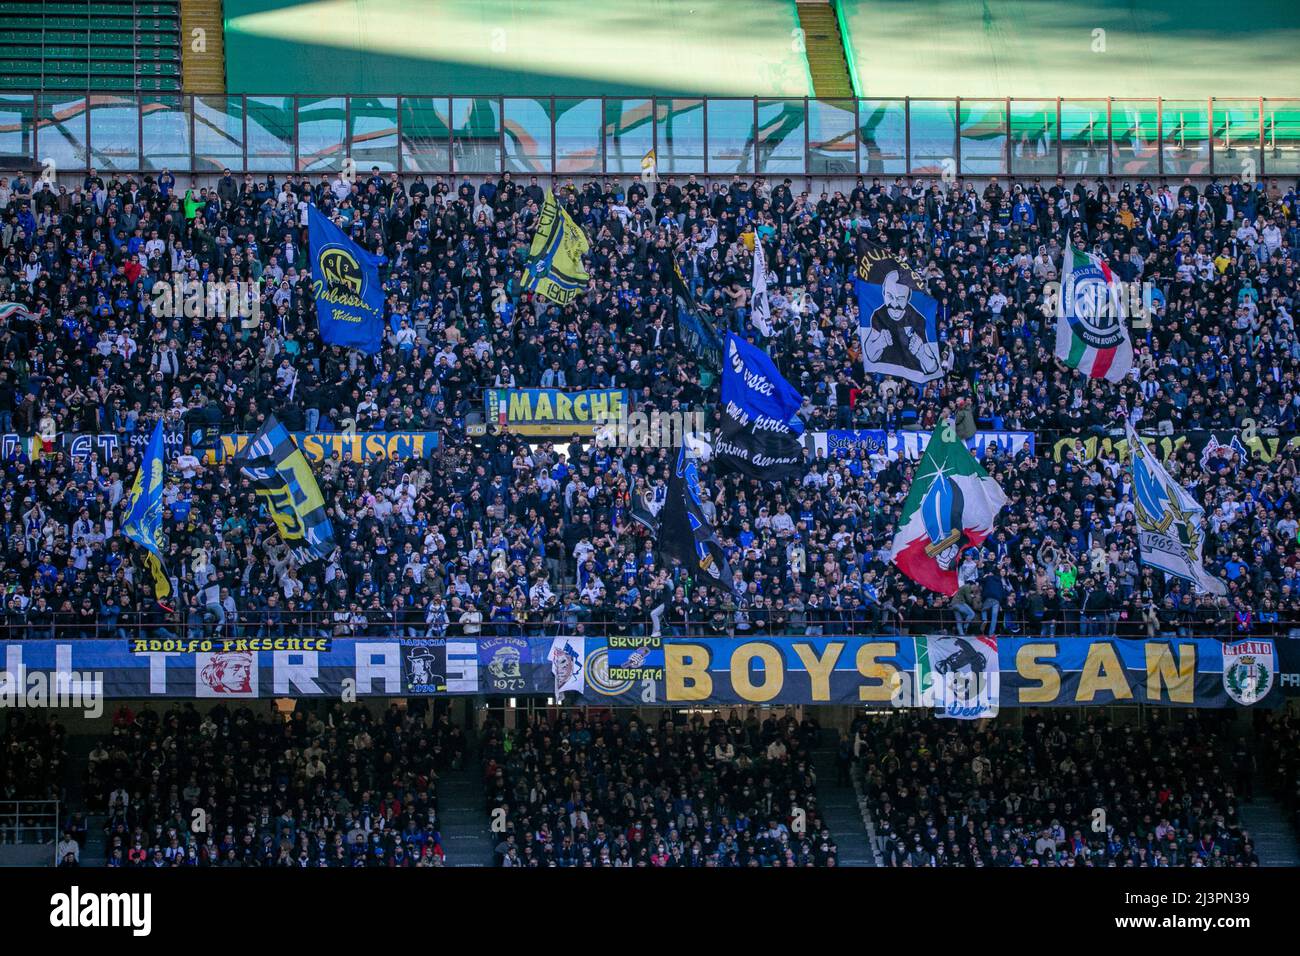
[0,611,1286,643]
[1,93,1299,179]
[0,800,60,864]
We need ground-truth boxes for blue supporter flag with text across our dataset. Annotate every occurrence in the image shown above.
[121,419,173,605]
[308,204,387,354]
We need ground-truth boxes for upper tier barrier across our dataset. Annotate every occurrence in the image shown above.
[1,94,1299,179]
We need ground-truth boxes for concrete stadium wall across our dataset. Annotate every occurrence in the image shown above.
[222,0,813,97]
[840,0,1300,98]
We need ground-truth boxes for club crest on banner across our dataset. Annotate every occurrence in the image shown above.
[1222,641,1274,706]
[584,645,635,697]
[318,246,364,296]
[1064,260,1124,349]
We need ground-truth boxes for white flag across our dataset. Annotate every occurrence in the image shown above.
[1126,422,1226,595]
[751,236,772,337]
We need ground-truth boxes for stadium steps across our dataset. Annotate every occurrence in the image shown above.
[82,814,109,866]
[795,1,855,99]
[1237,794,1300,867]
[180,0,225,93]
[437,758,495,867]
[63,735,107,866]
[812,743,875,866]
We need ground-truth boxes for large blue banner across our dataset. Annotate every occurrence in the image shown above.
[3,430,193,464]
[1,637,1292,709]
[308,204,386,354]
[714,332,806,479]
[719,333,804,435]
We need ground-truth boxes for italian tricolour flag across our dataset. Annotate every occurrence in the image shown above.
[0,302,35,323]
[1054,238,1134,383]
[888,429,1007,595]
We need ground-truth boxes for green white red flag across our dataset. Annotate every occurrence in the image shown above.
[889,428,1007,595]
[1055,238,1133,383]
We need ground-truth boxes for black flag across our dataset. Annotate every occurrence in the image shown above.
[628,485,661,536]
[662,251,722,371]
[658,446,736,594]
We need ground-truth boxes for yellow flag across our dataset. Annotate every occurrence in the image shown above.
[521,191,590,306]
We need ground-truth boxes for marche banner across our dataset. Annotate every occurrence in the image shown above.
[889,426,1008,595]
[232,415,336,565]
[714,333,806,480]
[3,636,1284,708]
[484,388,628,438]
[1055,236,1134,382]
[854,238,942,384]
[120,420,173,605]
[521,191,590,306]
[308,204,387,354]
[1126,421,1227,596]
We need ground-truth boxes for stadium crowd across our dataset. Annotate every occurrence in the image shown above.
[0,712,67,850]
[1261,710,1300,838]
[82,700,461,866]
[856,709,1262,866]
[483,708,836,866]
[0,166,1299,636]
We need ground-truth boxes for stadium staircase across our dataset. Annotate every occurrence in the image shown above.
[180,0,225,93]
[1237,794,1300,866]
[812,740,875,866]
[795,1,855,98]
[438,744,496,867]
[64,735,108,866]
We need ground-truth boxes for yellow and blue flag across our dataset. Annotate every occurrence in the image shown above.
[308,204,387,354]
[521,191,590,306]
[234,414,336,565]
[122,419,173,605]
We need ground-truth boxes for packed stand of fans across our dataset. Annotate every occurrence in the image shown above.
[856,709,1262,866]
[0,712,68,848]
[1260,710,1300,838]
[83,700,461,866]
[2,166,1300,637]
[482,708,838,866]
